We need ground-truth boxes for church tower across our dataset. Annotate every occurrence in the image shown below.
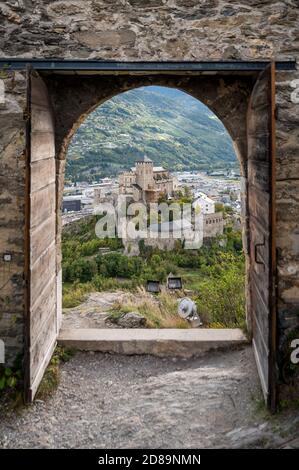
[135,155,154,190]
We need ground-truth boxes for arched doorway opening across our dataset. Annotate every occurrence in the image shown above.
[61,84,244,330]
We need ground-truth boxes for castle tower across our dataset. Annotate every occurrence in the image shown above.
[135,155,154,190]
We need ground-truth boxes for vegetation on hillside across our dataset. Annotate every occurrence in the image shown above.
[62,216,245,328]
[66,86,237,183]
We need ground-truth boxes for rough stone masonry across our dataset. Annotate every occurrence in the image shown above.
[0,0,299,400]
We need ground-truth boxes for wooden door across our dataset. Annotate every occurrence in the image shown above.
[24,71,58,402]
[247,63,277,410]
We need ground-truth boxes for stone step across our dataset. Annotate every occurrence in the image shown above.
[58,328,248,358]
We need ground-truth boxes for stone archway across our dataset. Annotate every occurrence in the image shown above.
[46,72,253,338]
[25,66,277,407]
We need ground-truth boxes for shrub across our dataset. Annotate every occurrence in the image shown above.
[196,252,245,328]
[81,239,102,256]
[65,258,98,283]
[95,252,143,278]
[0,367,22,394]
[92,275,138,292]
[0,353,23,404]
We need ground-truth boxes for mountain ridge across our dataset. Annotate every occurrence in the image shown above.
[66,86,237,182]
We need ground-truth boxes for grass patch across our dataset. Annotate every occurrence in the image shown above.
[108,304,133,322]
[111,287,190,329]
[92,275,138,292]
[63,278,138,309]
[63,282,94,308]
[278,397,299,412]
[180,268,203,292]
[36,347,75,400]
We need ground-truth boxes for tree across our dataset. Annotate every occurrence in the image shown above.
[215,202,224,212]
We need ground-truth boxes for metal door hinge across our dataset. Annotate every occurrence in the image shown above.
[255,238,265,268]
[23,109,30,121]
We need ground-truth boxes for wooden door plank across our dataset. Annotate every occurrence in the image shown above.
[31,131,55,162]
[30,182,56,230]
[269,61,277,412]
[248,63,277,410]
[31,158,56,193]
[25,72,58,403]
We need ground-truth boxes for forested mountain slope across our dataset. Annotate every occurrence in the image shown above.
[66,86,237,182]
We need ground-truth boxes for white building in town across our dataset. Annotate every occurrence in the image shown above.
[192,192,215,214]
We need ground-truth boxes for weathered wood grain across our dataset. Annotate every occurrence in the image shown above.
[31,131,55,162]
[30,214,56,266]
[27,73,58,402]
[25,72,59,401]
[248,160,270,192]
[31,75,51,107]
[31,158,55,193]
[247,65,274,406]
[30,241,56,307]
[31,104,55,134]
[30,182,56,230]
[248,185,270,231]
[30,274,56,345]
[29,311,57,384]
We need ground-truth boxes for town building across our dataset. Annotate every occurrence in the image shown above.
[62,196,82,213]
[193,192,215,214]
[119,171,135,196]
[62,194,93,212]
[192,192,224,239]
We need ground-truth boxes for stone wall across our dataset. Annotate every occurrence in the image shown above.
[203,212,224,238]
[0,1,297,61]
[0,70,27,365]
[0,0,298,397]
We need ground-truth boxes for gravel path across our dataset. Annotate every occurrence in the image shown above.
[0,346,298,448]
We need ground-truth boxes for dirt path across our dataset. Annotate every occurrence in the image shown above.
[0,346,298,448]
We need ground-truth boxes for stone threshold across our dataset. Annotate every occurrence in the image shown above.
[58,328,248,358]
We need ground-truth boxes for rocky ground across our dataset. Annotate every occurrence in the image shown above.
[62,291,126,329]
[0,346,298,449]
[62,290,182,329]
[62,291,150,329]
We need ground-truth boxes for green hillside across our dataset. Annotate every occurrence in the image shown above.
[66,86,237,182]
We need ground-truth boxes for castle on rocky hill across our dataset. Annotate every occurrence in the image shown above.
[119,155,178,203]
